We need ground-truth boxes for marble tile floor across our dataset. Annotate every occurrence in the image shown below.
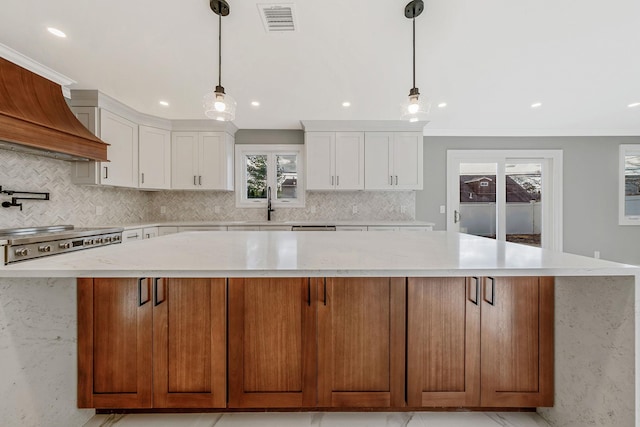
[84,412,551,427]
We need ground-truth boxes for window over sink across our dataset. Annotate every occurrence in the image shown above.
[235,144,305,208]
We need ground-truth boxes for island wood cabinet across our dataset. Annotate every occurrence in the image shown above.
[364,132,423,190]
[227,277,405,408]
[77,277,226,409]
[171,131,234,190]
[78,275,552,410]
[305,132,365,190]
[407,276,553,408]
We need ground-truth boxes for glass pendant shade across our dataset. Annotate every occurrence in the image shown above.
[203,86,236,121]
[401,89,429,122]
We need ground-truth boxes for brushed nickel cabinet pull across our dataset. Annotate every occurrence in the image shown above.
[331,176,334,186]
[141,172,145,184]
[199,175,202,185]
[307,280,311,306]
[323,278,327,306]
[194,175,197,186]
[390,175,393,185]
[103,166,108,180]
[395,175,398,185]
[337,175,339,186]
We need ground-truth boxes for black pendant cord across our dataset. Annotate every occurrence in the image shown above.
[412,17,416,90]
[218,11,222,88]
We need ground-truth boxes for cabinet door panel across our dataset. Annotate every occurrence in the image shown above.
[228,277,317,408]
[153,278,226,408]
[77,278,152,408]
[481,276,554,407]
[306,132,335,190]
[139,125,171,189]
[171,132,198,189]
[200,132,224,189]
[407,277,480,407]
[364,133,393,190]
[335,132,364,190]
[393,132,422,190]
[318,277,405,407]
[100,109,138,188]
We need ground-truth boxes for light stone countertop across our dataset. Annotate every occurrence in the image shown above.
[116,220,436,230]
[0,231,637,278]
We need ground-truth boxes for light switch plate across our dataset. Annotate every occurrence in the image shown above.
[440,205,446,214]
[95,206,103,216]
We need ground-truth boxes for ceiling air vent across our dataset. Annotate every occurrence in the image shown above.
[258,4,297,32]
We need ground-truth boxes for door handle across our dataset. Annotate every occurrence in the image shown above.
[154,278,165,306]
[469,277,479,305]
[454,210,461,224]
[137,278,150,306]
[484,277,495,306]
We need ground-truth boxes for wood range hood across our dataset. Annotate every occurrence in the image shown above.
[0,57,108,161]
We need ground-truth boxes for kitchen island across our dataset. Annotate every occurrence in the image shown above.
[0,231,637,427]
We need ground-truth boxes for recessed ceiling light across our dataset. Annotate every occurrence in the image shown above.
[159,101,169,107]
[251,101,260,107]
[47,27,67,38]
[531,102,542,108]
[628,102,640,108]
[342,101,351,107]
[437,102,447,108]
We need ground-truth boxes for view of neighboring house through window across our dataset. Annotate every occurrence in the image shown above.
[619,145,640,224]
[236,145,304,208]
[447,150,562,251]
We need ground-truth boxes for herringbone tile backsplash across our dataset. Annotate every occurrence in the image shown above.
[0,150,415,229]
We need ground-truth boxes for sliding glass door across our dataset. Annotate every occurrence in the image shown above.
[447,150,562,251]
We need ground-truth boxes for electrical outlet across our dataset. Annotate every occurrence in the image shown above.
[95,206,103,216]
[352,205,358,214]
[214,206,221,214]
[401,205,407,214]
[594,250,600,259]
[310,205,316,214]
[440,205,446,214]
[160,206,166,215]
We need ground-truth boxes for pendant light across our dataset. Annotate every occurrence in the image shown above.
[203,0,236,121]
[401,0,429,122]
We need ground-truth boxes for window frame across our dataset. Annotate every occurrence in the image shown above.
[619,144,640,225]
[235,144,305,208]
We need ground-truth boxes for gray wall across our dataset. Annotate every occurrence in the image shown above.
[415,136,640,265]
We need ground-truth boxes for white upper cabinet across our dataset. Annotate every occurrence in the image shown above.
[70,107,139,188]
[171,131,234,190]
[306,131,364,190]
[365,132,423,190]
[99,109,139,188]
[139,125,171,190]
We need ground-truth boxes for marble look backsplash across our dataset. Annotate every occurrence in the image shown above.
[0,150,147,228]
[146,190,416,222]
[0,150,415,229]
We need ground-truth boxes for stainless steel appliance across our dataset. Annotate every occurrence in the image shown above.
[0,225,123,264]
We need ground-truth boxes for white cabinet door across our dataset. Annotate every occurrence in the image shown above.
[142,227,159,239]
[139,126,171,189]
[364,132,394,190]
[171,132,199,189]
[393,132,423,190]
[306,132,363,190]
[365,132,423,190]
[335,132,364,190]
[172,131,234,190]
[122,228,143,242]
[99,109,138,188]
[200,132,233,190]
[306,132,335,190]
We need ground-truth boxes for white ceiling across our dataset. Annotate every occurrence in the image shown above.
[1,0,639,135]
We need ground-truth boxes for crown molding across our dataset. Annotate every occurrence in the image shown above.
[0,43,74,98]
